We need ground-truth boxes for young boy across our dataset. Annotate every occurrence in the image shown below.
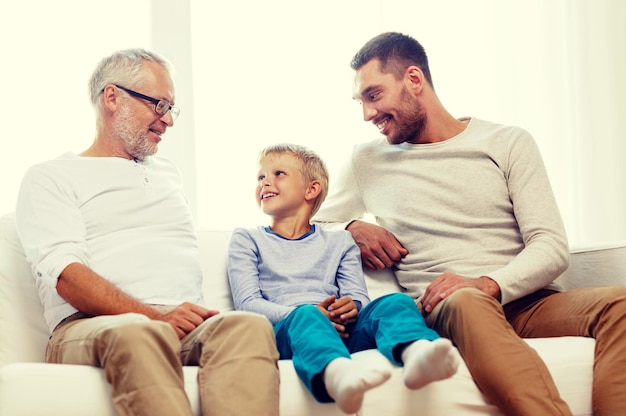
[227,143,458,414]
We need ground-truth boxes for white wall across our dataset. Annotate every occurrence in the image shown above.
[188,0,626,245]
[0,0,152,212]
[1,0,625,247]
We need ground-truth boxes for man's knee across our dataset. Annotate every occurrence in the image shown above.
[429,288,503,336]
[441,288,499,313]
[196,312,278,360]
[101,317,179,352]
[201,311,274,340]
[596,286,626,302]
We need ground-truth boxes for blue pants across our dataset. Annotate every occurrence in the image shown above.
[273,293,439,402]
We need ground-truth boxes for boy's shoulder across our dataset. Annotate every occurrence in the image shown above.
[229,226,265,241]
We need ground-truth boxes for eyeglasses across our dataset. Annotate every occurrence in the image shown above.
[114,84,180,120]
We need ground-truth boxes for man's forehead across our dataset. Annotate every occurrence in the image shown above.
[352,59,384,99]
[141,61,176,100]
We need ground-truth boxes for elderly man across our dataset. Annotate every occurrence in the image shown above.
[16,48,279,416]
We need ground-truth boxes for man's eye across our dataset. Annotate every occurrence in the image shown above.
[369,92,380,101]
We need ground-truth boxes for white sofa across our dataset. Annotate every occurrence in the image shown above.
[1,211,625,416]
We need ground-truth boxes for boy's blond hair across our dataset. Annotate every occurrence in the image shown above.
[258,144,329,216]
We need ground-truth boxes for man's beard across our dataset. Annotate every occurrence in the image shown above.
[111,104,157,161]
[387,87,427,144]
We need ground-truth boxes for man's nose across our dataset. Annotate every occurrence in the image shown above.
[362,103,377,122]
[161,111,175,127]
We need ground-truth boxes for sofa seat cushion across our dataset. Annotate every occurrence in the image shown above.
[0,337,595,416]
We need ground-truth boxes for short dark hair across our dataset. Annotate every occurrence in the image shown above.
[350,32,434,87]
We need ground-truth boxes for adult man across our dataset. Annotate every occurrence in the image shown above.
[16,49,279,416]
[313,32,626,415]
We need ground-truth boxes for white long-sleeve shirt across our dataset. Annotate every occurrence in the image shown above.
[313,118,569,305]
[16,152,204,332]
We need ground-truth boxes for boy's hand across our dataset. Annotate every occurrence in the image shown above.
[317,295,359,338]
[317,295,352,339]
[328,296,358,325]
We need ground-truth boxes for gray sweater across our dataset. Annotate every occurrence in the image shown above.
[313,117,568,305]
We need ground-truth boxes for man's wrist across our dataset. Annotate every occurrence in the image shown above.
[477,276,502,301]
[345,219,359,231]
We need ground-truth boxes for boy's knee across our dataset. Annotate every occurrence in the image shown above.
[386,292,417,305]
[292,304,321,318]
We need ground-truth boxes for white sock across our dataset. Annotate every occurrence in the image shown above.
[401,338,459,390]
[323,357,392,414]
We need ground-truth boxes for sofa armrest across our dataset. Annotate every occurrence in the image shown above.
[0,212,49,367]
[554,241,626,290]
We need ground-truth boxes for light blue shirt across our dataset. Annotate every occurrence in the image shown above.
[227,225,370,324]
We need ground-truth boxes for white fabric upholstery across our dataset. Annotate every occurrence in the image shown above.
[1,211,625,415]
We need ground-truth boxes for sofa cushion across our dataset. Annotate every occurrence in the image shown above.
[0,359,346,416]
[0,212,49,366]
[3,211,619,416]
[357,337,595,416]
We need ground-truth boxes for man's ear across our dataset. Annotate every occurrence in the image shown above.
[405,66,425,94]
[304,180,322,201]
[101,84,121,113]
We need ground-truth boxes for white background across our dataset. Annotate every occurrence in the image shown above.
[1,0,624,246]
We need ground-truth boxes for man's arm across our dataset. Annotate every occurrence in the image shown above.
[313,146,408,268]
[346,220,408,270]
[58,262,217,339]
[423,129,568,311]
[57,262,161,318]
[312,148,367,231]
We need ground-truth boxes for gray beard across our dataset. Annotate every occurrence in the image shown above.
[111,104,157,160]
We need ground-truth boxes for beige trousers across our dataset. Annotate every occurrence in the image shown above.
[47,310,280,416]
[425,287,626,416]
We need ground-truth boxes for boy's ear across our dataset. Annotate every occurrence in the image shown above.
[304,180,322,201]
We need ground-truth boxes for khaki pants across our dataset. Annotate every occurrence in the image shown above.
[47,310,279,416]
[425,287,626,416]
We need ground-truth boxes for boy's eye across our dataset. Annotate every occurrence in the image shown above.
[275,171,285,176]
[258,175,265,181]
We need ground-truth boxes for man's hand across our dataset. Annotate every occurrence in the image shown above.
[159,302,219,339]
[317,295,358,339]
[346,221,408,270]
[419,273,501,314]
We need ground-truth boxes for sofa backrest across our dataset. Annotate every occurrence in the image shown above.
[0,212,400,367]
[2,211,625,367]
[555,242,626,290]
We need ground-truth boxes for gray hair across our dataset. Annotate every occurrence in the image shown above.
[258,143,329,216]
[88,48,173,108]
